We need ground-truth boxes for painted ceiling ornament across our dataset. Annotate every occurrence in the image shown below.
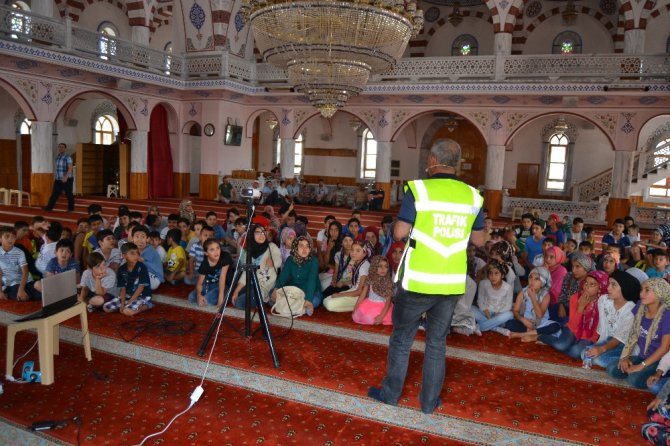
[525,1,542,18]
[424,7,440,22]
[599,0,617,15]
[189,0,206,41]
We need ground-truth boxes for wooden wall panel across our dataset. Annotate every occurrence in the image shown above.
[30,173,53,206]
[173,172,190,198]
[199,174,218,200]
[0,139,18,190]
[130,173,148,199]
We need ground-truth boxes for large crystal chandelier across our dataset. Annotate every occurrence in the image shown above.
[241,0,424,118]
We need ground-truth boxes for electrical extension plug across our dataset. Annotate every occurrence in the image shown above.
[30,420,63,431]
[189,385,204,407]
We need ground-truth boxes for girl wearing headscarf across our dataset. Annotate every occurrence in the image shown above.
[555,252,593,324]
[580,270,639,369]
[609,278,670,389]
[178,199,196,224]
[472,260,514,334]
[538,270,608,358]
[231,224,282,309]
[272,236,321,315]
[386,240,405,275]
[323,233,354,296]
[544,246,568,318]
[488,241,523,294]
[601,251,620,275]
[323,240,371,312]
[352,255,394,325]
[503,267,561,341]
[279,227,296,265]
[363,226,381,256]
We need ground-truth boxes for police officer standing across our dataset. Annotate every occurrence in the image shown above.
[368,139,486,414]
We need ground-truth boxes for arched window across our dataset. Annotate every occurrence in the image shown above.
[361,128,377,180]
[552,31,582,54]
[451,34,478,56]
[10,2,31,39]
[545,133,569,190]
[94,115,119,145]
[98,22,118,60]
[19,118,31,135]
[164,42,173,74]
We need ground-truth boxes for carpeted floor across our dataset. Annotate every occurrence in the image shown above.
[0,296,651,445]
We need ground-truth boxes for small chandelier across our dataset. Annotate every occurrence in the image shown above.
[562,0,577,26]
[242,0,424,118]
[448,1,463,27]
[266,117,278,130]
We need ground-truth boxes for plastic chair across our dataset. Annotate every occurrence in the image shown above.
[0,187,9,205]
[9,189,31,207]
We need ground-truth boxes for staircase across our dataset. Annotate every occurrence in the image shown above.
[574,150,670,201]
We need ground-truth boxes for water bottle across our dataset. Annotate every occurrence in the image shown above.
[582,356,593,370]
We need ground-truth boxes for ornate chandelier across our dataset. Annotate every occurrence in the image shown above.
[241,0,424,118]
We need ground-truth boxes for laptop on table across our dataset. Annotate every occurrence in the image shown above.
[14,270,78,322]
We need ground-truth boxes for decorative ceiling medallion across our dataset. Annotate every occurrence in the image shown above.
[599,0,617,15]
[525,1,542,18]
[586,96,607,105]
[424,7,440,23]
[491,95,511,104]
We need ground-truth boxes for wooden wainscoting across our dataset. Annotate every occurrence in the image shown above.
[199,174,219,200]
[130,173,148,199]
[30,173,53,206]
[173,172,190,198]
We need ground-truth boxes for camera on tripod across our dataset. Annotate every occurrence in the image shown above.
[240,187,261,204]
[22,361,41,383]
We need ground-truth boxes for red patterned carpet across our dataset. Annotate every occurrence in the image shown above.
[0,298,651,445]
[1,329,464,446]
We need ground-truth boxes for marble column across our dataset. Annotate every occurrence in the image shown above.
[375,141,392,209]
[132,26,150,46]
[280,138,295,179]
[130,130,148,199]
[484,144,506,218]
[30,121,54,206]
[606,150,634,225]
[493,32,512,81]
[31,0,54,16]
[624,29,645,55]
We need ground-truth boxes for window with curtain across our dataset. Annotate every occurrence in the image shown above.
[19,118,31,135]
[546,133,569,190]
[98,23,118,60]
[361,128,377,180]
[10,2,31,39]
[451,34,478,56]
[552,31,582,54]
[94,114,119,145]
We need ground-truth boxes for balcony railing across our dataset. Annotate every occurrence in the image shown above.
[1,5,669,86]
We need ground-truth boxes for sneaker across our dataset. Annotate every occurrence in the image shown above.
[418,318,427,331]
[492,327,511,337]
[474,325,482,336]
[86,304,94,313]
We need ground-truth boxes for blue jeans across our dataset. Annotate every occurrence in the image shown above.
[607,355,660,389]
[580,338,624,369]
[188,285,220,306]
[234,288,271,310]
[472,307,513,332]
[538,328,591,359]
[378,288,459,414]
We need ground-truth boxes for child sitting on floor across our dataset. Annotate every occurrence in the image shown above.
[164,228,186,285]
[103,243,152,316]
[79,252,118,312]
[44,238,80,280]
[501,267,560,342]
[352,255,394,325]
[322,240,371,312]
[188,238,232,307]
[0,226,41,301]
[472,260,514,334]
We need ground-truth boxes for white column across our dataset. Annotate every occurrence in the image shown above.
[375,141,392,183]
[31,0,54,16]
[484,144,506,190]
[31,121,54,174]
[130,130,148,173]
[610,150,634,199]
[280,138,295,178]
[132,26,150,46]
[624,29,645,54]
[493,32,512,55]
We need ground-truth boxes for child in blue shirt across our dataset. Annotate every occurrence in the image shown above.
[646,249,670,279]
[103,243,152,316]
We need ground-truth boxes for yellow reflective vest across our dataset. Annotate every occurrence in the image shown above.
[396,178,483,295]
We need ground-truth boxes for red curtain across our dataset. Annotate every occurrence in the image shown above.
[148,105,174,198]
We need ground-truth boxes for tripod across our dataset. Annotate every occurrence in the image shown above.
[197,202,280,368]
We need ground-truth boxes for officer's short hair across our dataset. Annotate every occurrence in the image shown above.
[430,139,461,168]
